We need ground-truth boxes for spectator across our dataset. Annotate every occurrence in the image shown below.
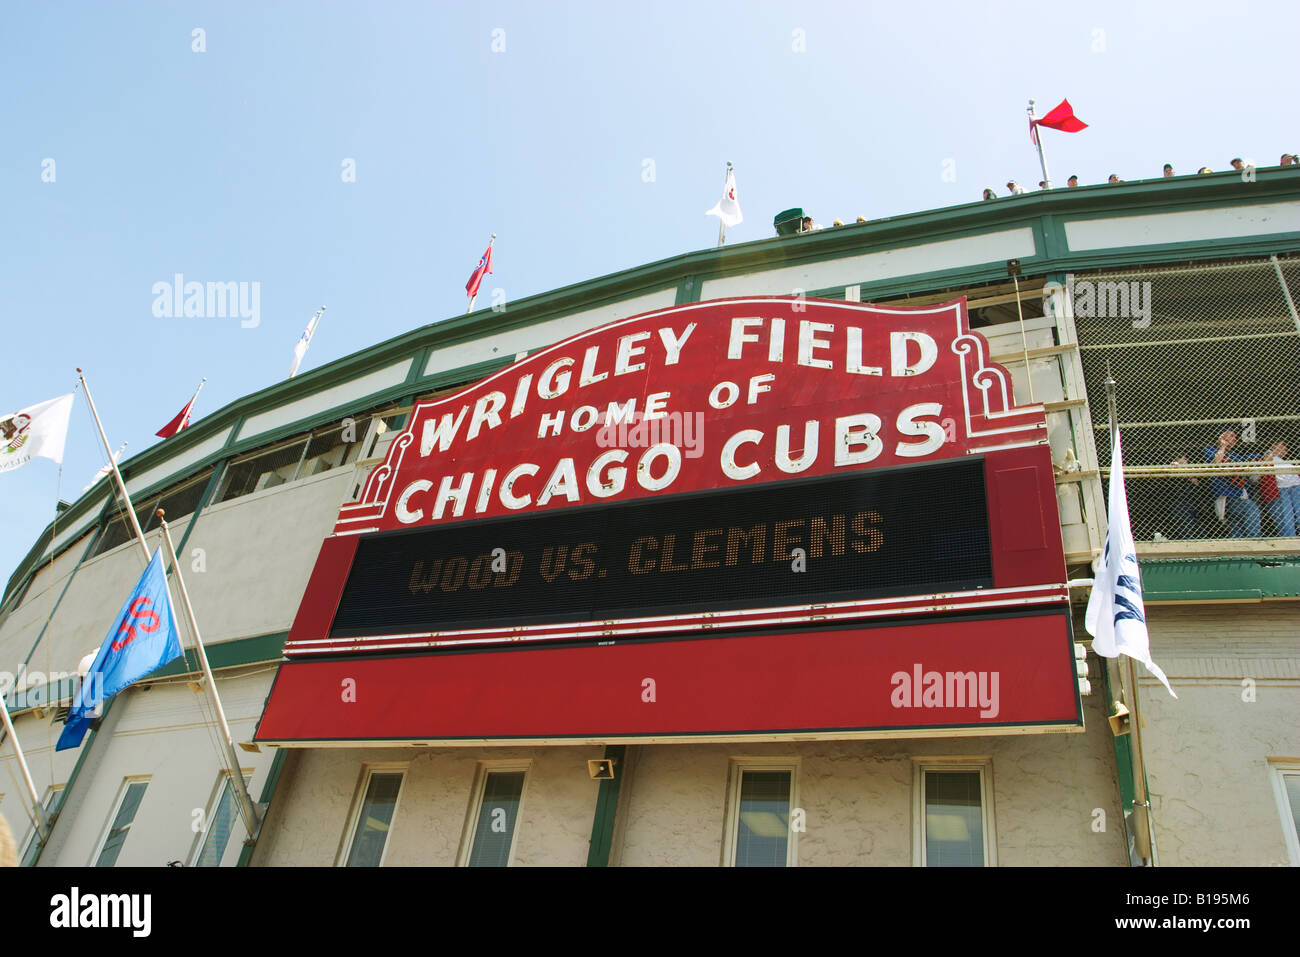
[1038,180,1047,189]
[1198,167,1213,174]
[1162,163,1175,178]
[1158,456,1207,539]
[1067,174,1079,187]
[1204,430,1261,537]
[1107,173,1123,183]
[1281,153,1298,167]
[855,215,868,223]
[800,216,822,232]
[1006,181,1026,195]
[1261,439,1298,537]
[831,218,844,226]
[982,187,997,201]
[1231,158,1245,171]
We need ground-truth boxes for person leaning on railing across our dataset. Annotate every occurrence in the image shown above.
[1204,430,1261,538]
[1258,439,1298,537]
[1160,456,1208,539]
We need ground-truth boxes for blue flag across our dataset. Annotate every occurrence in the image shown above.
[57,549,184,751]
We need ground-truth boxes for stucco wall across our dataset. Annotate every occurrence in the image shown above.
[1140,604,1300,866]
[40,668,277,867]
[254,745,604,866]
[615,690,1124,866]
[253,690,1125,867]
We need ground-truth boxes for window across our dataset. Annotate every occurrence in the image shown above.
[214,420,374,505]
[190,771,253,867]
[18,785,63,867]
[1269,762,1300,866]
[460,764,528,867]
[93,778,149,867]
[339,767,405,867]
[723,759,799,867]
[214,439,310,503]
[913,760,996,866]
[91,471,213,557]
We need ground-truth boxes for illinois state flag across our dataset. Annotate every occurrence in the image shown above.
[57,549,184,750]
[1085,428,1176,697]
[0,393,74,474]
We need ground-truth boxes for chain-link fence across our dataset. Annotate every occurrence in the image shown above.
[1073,254,1300,542]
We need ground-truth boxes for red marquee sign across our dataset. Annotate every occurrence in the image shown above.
[282,297,1067,658]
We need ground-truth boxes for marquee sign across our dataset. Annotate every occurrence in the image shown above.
[282,297,1067,658]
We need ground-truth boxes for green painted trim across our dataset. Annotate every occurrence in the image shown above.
[404,346,433,384]
[12,501,111,668]
[1102,661,1138,867]
[585,744,626,867]
[674,275,700,305]
[1141,556,1300,602]
[237,747,288,867]
[149,631,288,680]
[173,460,229,557]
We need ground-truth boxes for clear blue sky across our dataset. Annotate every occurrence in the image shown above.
[2,0,1297,583]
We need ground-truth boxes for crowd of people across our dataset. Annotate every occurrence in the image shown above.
[1156,430,1299,541]
[984,153,1298,199]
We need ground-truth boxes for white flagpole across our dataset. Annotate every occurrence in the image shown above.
[0,687,47,842]
[1028,99,1054,189]
[77,369,150,565]
[717,162,731,248]
[155,510,262,837]
[1104,373,1157,866]
[189,376,207,413]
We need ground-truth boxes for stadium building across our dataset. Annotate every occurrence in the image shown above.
[2,169,1298,867]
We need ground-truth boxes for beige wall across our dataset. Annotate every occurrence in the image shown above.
[255,690,1127,867]
[41,668,278,867]
[1140,604,1300,866]
[254,745,605,866]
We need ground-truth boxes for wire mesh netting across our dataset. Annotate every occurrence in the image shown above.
[1074,255,1300,542]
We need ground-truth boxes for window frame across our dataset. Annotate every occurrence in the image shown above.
[722,757,801,868]
[335,763,408,868]
[1268,760,1300,866]
[457,760,531,867]
[912,757,997,867]
[188,769,254,867]
[18,784,64,866]
[90,776,150,867]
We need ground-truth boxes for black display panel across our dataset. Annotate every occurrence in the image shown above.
[329,458,993,637]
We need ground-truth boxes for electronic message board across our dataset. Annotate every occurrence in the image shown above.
[330,457,992,638]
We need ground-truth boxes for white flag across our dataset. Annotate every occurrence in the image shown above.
[83,442,126,493]
[705,169,743,228]
[289,309,323,378]
[1085,428,1177,697]
[0,393,75,474]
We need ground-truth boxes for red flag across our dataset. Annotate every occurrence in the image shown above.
[155,383,203,438]
[466,241,494,299]
[1031,99,1088,142]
